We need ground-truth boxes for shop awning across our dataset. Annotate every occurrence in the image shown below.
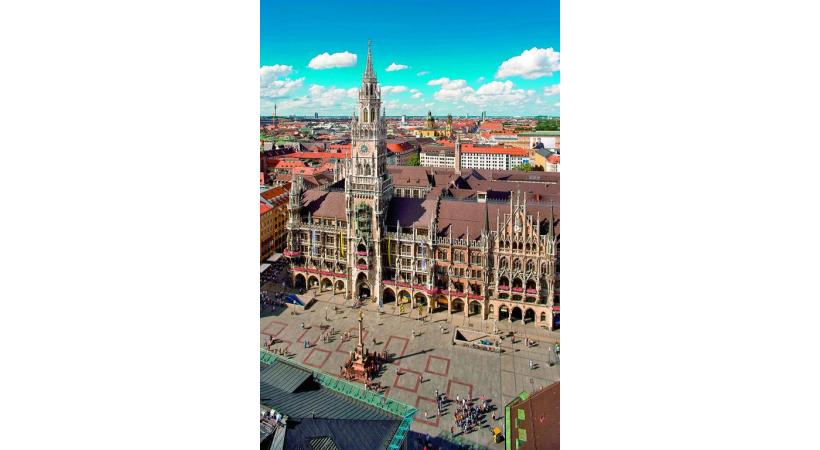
[260,263,272,274]
[267,253,283,263]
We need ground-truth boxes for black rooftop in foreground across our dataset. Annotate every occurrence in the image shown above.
[260,354,412,450]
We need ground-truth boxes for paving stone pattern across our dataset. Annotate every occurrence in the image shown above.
[261,285,560,448]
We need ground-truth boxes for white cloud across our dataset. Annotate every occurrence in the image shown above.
[260,77,305,99]
[308,51,357,69]
[543,83,560,96]
[411,92,422,99]
[417,71,430,76]
[278,84,359,112]
[463,80,531,106]
[381,85,408,94]
[425,77,535,107]
[477,76,485,82]
[260,65,303,99]
[385,62,409,72]
[409,89,419,93]
[554,102,560,107]
[431,78,474,102]
[261,65,293,81]
[496,47,560,79]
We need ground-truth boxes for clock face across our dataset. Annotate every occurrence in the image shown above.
[360,144,368,154]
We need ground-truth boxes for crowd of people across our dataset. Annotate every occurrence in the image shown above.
[260,290,287,311]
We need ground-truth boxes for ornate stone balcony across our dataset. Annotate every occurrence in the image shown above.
[356,264,368,270]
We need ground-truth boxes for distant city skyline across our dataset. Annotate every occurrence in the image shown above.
[261,0,559,117]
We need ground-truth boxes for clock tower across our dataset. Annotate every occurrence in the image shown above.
[344,40,393,305]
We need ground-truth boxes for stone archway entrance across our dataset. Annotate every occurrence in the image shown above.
[498,305,510,320]
[468,301,482,316]
[414,292,428,307]
[293,274,306,290]
[355,273,370,300]
[321,278,332,292]
[307,276,319,290]
[432,295,448,312]
[335,280,345,293]
[451,298,465,314]
[382,288,396,304]
[511,306,523,322]
[524,308,535,324]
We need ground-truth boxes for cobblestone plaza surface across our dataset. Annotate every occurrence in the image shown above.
[261,282,559,448]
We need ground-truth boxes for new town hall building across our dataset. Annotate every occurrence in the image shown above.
[284,43,560,329]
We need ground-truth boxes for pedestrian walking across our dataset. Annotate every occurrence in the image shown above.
[528,360,534,370]
[424,411,428,420]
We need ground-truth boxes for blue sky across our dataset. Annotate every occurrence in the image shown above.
[261,0,559,117]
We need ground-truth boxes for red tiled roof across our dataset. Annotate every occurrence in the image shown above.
[260,201,273,215]
[261,184,289,201]
[547,154,560,164]
[479,121,504,131]
[386,142,414,153]
[274,160,306,169]
[286,151,350,159]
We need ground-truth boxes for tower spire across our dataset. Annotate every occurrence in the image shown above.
[364,39,375,80]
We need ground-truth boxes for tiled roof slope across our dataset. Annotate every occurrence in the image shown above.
[260,360,401,450]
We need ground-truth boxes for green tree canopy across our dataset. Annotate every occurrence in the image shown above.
[407,153,420,166]
[535,119,560,131]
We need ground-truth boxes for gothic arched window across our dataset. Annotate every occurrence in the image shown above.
[363,108,368,123]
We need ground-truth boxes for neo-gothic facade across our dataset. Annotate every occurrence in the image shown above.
[284,43,560,329]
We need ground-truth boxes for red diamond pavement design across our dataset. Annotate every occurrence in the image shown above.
[392,367,422,393]
[424,355,451,377]
[446,379,474,402]
[261,321,288,337]
[296,329,323,346]
[302,348,332,369]
[415,396,441,427]
[383,336,409,365]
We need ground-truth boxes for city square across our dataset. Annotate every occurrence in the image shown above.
[261,280,559,448]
